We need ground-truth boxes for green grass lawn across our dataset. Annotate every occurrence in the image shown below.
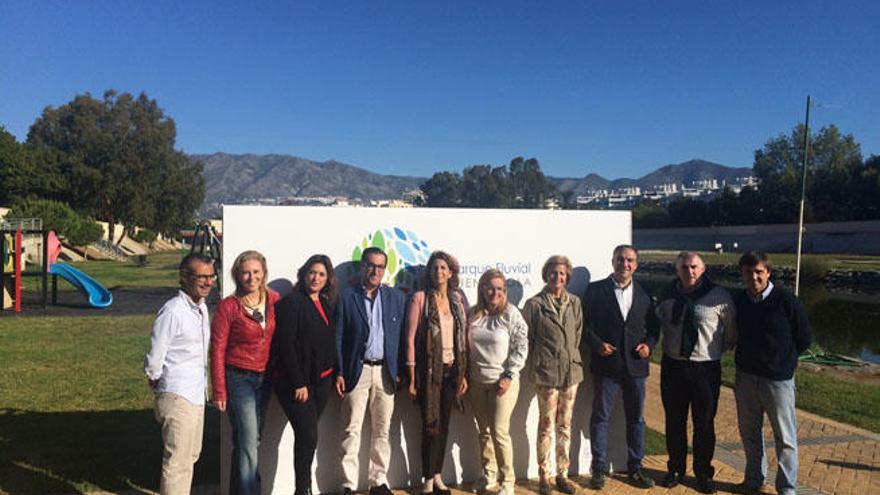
[6,249,877,494]
[650,349,880,433]
[644,427,666,456]
[721,355,880,433]
[54,251,187,290]
[0,311,660,494]
[639,251,880,271]
[0,315,218,494]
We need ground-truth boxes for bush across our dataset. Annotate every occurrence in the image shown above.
[800,256,829,282]
[133,228,158,245]
[8,198,103,246]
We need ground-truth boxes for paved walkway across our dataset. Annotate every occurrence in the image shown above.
[455,362,879,495]
[123,365,877,495]
[642,362,880,494]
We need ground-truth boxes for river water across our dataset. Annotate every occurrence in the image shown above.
[636,276,880,364]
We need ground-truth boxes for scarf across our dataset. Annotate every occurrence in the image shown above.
[423,289,467,435]
[664,277,715,358]
[543,290,570,325]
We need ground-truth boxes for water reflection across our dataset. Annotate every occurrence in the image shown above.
[636,275,880,364]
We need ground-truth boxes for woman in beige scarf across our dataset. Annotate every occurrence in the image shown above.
[406,251,469,495]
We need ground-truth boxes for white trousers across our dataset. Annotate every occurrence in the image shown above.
[339,363,396,489]
[154,392,204,495]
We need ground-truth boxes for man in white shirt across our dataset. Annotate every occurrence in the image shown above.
[144,253,215,495]
[656,252,736,494]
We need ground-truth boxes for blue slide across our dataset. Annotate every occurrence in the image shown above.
[49,263,113,308]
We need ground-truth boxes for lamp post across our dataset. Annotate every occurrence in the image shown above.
[794,95,811,297]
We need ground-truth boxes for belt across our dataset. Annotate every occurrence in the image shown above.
[363,359,384,366]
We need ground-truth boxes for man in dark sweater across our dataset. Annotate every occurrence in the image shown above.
[733,252,811,495]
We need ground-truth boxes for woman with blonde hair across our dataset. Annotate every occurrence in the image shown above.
[467,269,528,495]
[211,250,281,495]
[522,255,583,495]
[406,250,469,495]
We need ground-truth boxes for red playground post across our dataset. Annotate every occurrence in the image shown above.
[14,228,21,313]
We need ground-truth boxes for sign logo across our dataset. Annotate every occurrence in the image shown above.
[349,227,430,290]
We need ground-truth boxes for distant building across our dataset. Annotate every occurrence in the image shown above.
[573,175,755,209]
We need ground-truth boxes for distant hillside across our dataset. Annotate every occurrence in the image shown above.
[550,159,752,194]
[195,154,753,215]
[552,173,611,195]
[195,153,425,214]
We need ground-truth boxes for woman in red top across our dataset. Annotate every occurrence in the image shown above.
[211,250,280,495]
[273,254,338,495]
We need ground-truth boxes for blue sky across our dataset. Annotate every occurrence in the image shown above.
[2,1,877,178]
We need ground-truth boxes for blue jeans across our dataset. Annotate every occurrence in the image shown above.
[226,366,271,495]
[589,373,646,474]
[734,371,798,495]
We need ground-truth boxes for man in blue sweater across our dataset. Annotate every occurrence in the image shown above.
[733,252,811,495]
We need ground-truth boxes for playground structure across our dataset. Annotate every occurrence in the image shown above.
[1,218,113,311]
[188,220,223,287]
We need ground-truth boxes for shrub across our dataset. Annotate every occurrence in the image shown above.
[800,256,829,282]
[8,198,103,246]
[133,228,158,245]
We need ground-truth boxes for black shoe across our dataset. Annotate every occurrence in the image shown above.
[735,481,767,495]
[341,488,353,495]
[661,471,683,488]
[628,468,654,489]
[295,489,312,495]
[370,484,393,495]
[555,476,576,494]
[696,477,717,494]
[433,486,451,495]
[589,471,605,490]
[538,480,552,495]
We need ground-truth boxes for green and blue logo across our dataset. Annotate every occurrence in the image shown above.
[350,227,430,289]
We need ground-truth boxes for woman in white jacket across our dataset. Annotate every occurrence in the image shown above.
[467,269,529,495]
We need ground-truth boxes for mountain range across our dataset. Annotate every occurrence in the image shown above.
[195,153,752,214]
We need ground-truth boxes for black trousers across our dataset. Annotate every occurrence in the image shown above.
[277,376,333,491]
[418,369,456,478]
[660,356,722,479]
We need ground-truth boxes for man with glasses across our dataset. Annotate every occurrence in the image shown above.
[144,253,216,494]
[335,247,407,495]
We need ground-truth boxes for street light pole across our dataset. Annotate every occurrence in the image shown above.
[794,95,811,296]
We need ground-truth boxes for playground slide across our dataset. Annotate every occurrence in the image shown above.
[49,263,113,308]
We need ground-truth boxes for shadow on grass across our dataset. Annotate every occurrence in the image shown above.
[0,407,219,494]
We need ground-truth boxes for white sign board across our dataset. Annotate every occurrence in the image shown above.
[221,206,632,494]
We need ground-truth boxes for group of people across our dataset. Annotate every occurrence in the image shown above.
[144,244,810,495]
